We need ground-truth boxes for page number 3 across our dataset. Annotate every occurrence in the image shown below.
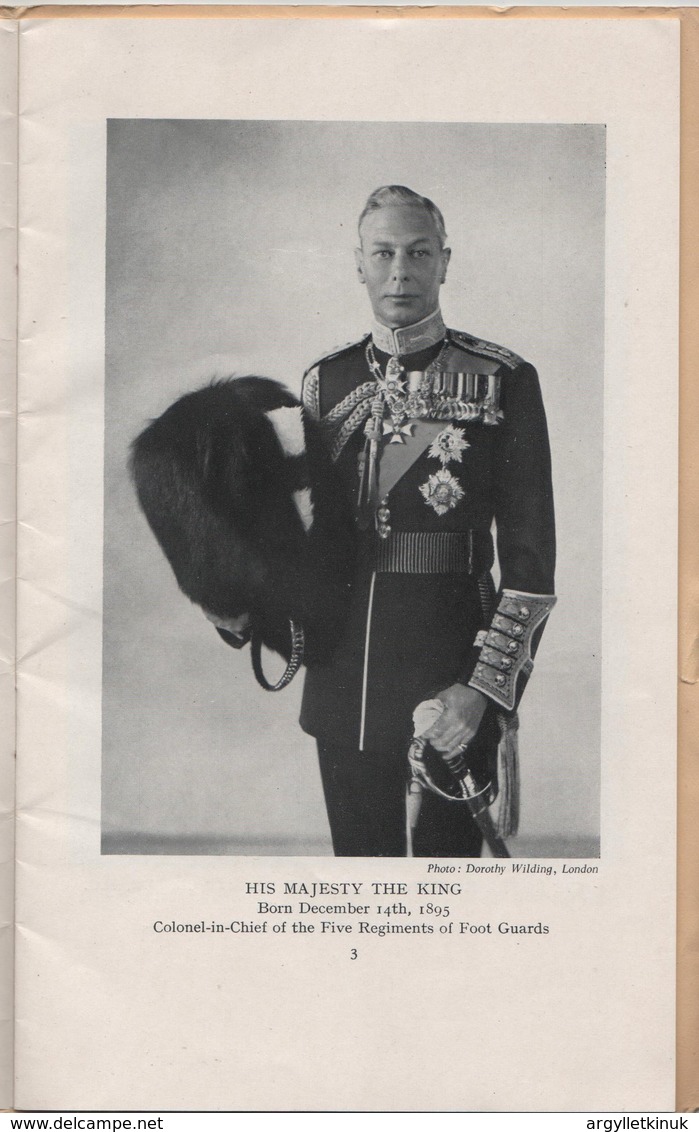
[350,948,358,960]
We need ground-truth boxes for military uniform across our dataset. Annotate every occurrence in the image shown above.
[300,310,556,857]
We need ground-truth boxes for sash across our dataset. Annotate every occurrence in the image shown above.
[377,420,444,500]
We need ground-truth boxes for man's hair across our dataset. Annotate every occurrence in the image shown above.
[358,185,448,247]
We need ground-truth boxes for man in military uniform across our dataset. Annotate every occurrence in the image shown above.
[300,185,556,857]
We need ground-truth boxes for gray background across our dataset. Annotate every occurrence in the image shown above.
[103,119,604,856]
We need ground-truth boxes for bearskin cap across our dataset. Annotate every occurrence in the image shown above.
[130,377,356,666]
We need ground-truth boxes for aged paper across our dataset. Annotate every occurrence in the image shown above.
[0,16,17,1116]
[13,10,679,1110]
[678,10,699,1114]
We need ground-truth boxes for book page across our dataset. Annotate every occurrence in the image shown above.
[0,16,17,1114]
[14,10,679,1110]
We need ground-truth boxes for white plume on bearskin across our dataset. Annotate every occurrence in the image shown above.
[130,377,357,666]
[265,406,315,532]
[265,405,307,458]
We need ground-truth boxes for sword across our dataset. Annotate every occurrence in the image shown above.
[407,700,511,859]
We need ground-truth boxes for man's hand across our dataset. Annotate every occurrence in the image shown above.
[423,683,488,760]
[202,608,251,646]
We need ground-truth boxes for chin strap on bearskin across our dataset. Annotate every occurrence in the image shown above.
[130,376,357,689]
[251,620,305,692]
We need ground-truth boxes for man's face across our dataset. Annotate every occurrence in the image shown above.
[355,204,451,329]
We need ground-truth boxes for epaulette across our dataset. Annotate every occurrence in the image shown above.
[302,334,369,377]
[448,329,524,372]
[302,335,369,421]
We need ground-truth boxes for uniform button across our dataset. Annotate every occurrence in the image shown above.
[495,674,506,686]
[519,607,530,619]
[512,625,524,637]
[377,507,391,522]
[507,641,518,654]
[378,525,391,540]
[501,658,513,670]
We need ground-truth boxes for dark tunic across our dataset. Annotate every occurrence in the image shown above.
[299,327,556,855]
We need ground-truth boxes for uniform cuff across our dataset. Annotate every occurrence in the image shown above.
[467,589,556,711]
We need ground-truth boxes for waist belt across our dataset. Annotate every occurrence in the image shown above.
[376,530,480,575]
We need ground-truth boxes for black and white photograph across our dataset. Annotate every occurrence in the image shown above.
[102,119,604,858]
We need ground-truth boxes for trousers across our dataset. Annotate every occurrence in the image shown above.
[317,740,484,858]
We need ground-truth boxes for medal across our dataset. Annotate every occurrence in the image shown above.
[382,420,414,444]
[418,424,470,515]
[419,468,465,516]
[427,423,470,466]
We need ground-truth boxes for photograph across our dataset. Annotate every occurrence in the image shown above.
[102,119,604,859]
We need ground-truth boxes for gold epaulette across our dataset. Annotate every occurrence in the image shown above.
[302,335,370,422]
[448,329,524,372]
[302,334,370,377]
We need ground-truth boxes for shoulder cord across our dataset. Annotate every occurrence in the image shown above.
[322,379,378,425]
[328,398,375,462]
[321,381,377,462]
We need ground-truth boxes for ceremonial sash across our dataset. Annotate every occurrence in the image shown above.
[377,420,444,500]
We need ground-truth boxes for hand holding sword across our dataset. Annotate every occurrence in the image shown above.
[421,682,488,761]
[407,693,511,859]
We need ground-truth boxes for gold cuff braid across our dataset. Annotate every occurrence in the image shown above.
[468,589,556,711]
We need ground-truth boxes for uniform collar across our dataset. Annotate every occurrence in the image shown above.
[371,309,446,357]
